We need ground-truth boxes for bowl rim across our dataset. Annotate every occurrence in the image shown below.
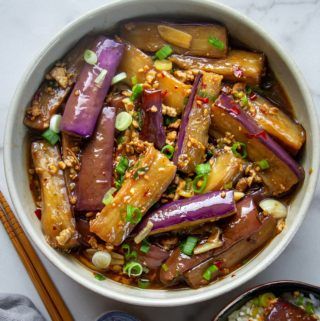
[212,280,320,320]
[4,0,320,306]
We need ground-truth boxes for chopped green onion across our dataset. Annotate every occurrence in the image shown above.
[195,163,211,175]
[192,174,208,194]
[155,45,173,60]
[224,182,233,189]
[164,116,177,126]
[116,156,129,175]
[258,159,270,170]
[94,69,108,86]
[245,85,252,94]
[115,112,133,131]
[258,293,276,307]
[161,144,175,159]
[231,142,247,159]
[42,129,60,145]
[111,72,127,85]
[140,240,150,254]
[123,261,143,277]
[131,75,138,85]
[138,278,150,289]
[115,176,124,190]
[240,95,248,106]
[130,83,143,101]
[136,109,143,130]
[121,244,137,261]
[94,273,106,281]
[102,187,117,205]
[305,302,315,315]
[202,264,218,281]
[117,134,125,145]
[208,36,225,50]
[296,295,305,306]
[133,166,149,179]
[181,236,198,256]
[154,59,172,71]
[121,244,131,255]
[161,263,169,272]
[198,90,216,102]
[84,49,97,65]
[49,114,62,133]
[126,205,142,224]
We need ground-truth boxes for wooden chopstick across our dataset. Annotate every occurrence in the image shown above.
[0,191,74,321]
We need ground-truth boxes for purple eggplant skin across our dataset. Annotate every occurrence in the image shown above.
[133,244,169,270]
[140,90,166,149]
[61,37,124,138]
[75,107,116,212]
[159,196,274,286]
[137,190,235,236]
[24,36,95,131]
[212,94,304,195]
[173,73,211,173]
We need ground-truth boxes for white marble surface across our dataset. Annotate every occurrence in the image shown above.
[0,0,319,320]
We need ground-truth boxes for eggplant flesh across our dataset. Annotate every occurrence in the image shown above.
[170,50,265,85]
[211,94,304,195]
[24,36,94,131]
[31,141,78,250]
[75,107,116,212]
[120,22,228,58]
[90,145,176,246]
[248,94,305,154]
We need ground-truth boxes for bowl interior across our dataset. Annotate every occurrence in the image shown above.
[4,0,319,306]
[213,281,320,320]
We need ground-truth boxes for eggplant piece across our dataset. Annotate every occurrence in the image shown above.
[140,90,166,149]
[117,41,153,86]
[90,145,176,245]
[247,93,305,154]
[159,196,274,286]
[75,107,116,211]
[184,211,276,288]
[211,94,304,195]
[61,37,124,137]
[157,71,191,115]
[134,244,169,270]
[201,72,223,102]
[61,133,81,204]
[31,141,78,250]
[120,22,228,58]
[173,73,211,173]
[170,50,265,85]
[266,299,317,321]
[137,190,236,235]
[204,151,244,193]
[24,36,94,131]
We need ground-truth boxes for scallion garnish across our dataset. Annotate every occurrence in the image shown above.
[195,163,211,176]
[140,240,150,254]
[224,182,233,189]
[126,205,142,224]
[154,59,172,71]
[84,49,97,65]
[155,45,173,60]
[138,278,150,289]
[111,72,127,85]
[131,75,138,85]
[161,263,169,272]
[121,244,137,261]
[130,83,143,101]
[305,302,315,315]
[115,112,133,131]
[102,187,117,205]
[116,156,129,175]
[123,261,143,277]
[164,116,177,126]
[42,129,60,145]
[258,159,270,170]
[133,166,149,179]
[181,236,198,256]
[161,144,175,159]
[258,293,276,307]
[208,36,225,50]
[192,174,208,194]
[94,273,106,281]
[202,264,218,281]
[240,95,248,106]
[94,69,108,86]
[49,114,62,133]
[231,142,247,159]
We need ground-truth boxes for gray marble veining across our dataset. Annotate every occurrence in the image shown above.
[0,1,319,320]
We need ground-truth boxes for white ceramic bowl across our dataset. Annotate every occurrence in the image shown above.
[4,0,319,307]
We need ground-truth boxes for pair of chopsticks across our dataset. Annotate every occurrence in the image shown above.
[0,191,74,321]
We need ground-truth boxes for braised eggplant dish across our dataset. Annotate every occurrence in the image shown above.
[25,20,305,289]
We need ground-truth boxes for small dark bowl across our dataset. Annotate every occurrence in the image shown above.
[213,281,320,321]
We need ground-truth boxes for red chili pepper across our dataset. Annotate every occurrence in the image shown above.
[214,261,223,269]
[249,92,257,101]
[196,96,209,103]
[34,209,42,220]
[247,130,268,140]
[233,65,244,78]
